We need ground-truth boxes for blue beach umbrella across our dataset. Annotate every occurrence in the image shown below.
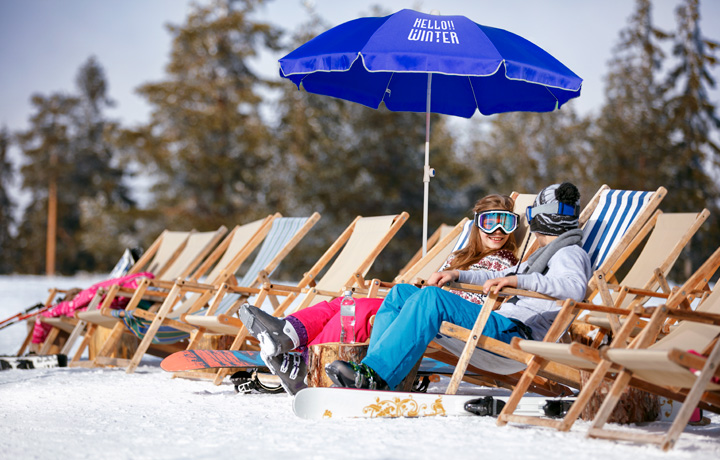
[279,9,582,254]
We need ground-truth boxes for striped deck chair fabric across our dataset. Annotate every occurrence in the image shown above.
[581,189,654,269]
[121,217,315,344]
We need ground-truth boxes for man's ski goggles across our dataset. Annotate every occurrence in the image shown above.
[525,202,580,222]
[473,210,518,234]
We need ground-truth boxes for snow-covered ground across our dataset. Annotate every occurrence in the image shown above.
[1,275,719,459]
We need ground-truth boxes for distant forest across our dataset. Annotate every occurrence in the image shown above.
[0,0,718,283]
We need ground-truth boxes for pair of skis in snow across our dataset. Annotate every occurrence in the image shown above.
[161,349,575,419]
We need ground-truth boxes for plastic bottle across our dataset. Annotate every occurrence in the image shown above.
[339,290,356,344]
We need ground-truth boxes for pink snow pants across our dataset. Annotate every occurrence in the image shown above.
[289,297,383,346]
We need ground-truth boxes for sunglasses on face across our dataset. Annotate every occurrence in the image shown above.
[473,210,518,234]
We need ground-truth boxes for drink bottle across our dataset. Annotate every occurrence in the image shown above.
[339,290,356,344]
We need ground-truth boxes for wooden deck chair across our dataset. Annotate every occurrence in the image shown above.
[25,230,195,357]
[66,226,230,366]
[431,185,666,395]
[181,213,408,384]
[576,248,720,450]
[494,209,711,431]
[83,217,279,369]
[114,214,321,373]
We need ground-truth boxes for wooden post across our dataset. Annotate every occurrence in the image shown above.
[46,171,57,276]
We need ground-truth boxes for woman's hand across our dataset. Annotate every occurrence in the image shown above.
[425,270,459,287]
[483,275,518,294]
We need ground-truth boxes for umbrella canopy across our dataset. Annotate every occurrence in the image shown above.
[279,9,582,252]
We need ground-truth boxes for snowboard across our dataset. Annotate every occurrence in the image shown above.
[0,354,68,370]
[160,349,273,372]
[292,387,573,419]
[162,349,454,375]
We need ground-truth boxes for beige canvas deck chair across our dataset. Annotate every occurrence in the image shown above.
[26,230,196,357]
[180,213,408,384]
[433,186,666,395]
[65,226,230,366]
[578,248,720,450]
[83,217,279,369]
[493,209,711,432]
[112,214,321,373]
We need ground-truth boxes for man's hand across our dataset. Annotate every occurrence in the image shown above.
[425,270,459,287]
[483,275,518,294]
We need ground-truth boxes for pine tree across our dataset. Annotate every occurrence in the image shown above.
[662,0,720,272]
[590,0,674,193]
[463,108,594,206]
[0,127,16,273]
[125,0,282,232]
[15,57,135,273]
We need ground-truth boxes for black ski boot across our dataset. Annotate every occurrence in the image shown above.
[262,352,308,396]
[238,303,297,357]
[325,360,389,391]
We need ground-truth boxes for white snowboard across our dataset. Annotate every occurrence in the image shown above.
[293,387,566,420]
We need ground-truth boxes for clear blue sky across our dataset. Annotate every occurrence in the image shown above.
[2,0,718,133]
[1,0,718,215]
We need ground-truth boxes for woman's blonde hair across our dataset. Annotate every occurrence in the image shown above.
[446,194,518,271]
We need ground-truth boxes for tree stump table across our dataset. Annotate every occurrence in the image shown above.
[307,342,369,388]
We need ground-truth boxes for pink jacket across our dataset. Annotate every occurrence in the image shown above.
[32,272,154,344]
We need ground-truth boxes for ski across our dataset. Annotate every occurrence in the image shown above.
[0,354,68,370]
[292,387,574,420]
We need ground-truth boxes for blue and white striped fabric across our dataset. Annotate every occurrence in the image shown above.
[581,189,653,269]
[198,216,311,317]
[451,221,474,253]
[107,249,136,280]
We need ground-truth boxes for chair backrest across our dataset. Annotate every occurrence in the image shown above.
[581,188,664,271]
[201,218,275,283]
[620,211,708,291]
[396,219,469,283]
[202,215,321,317]
[316,215,404,292]
[159,228,226,281]
[236,215,320,287]
[397,223,456,277]
[512,193,536,252]
[139,231,192,276]
[651,284,720,353]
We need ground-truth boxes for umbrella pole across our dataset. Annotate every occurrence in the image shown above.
[422,74,434,257]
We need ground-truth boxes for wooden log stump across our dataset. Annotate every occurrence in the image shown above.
[580,370,659,423]
[307,342,368,388]
[89,326,138,360]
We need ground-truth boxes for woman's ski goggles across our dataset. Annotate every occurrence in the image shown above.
[473,210,519,234]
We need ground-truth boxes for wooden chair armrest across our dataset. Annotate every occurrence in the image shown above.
[218,314,245,329]
[665,309,720,326]
[176,280,216,291]
[223,285,263,295]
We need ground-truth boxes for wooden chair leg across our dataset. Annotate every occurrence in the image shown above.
[445,292,499,395]
[126,284,185,374]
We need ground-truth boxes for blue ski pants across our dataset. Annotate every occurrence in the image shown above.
[362,283,526,389]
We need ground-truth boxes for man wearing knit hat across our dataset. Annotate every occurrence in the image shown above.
[327,182,592,391]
